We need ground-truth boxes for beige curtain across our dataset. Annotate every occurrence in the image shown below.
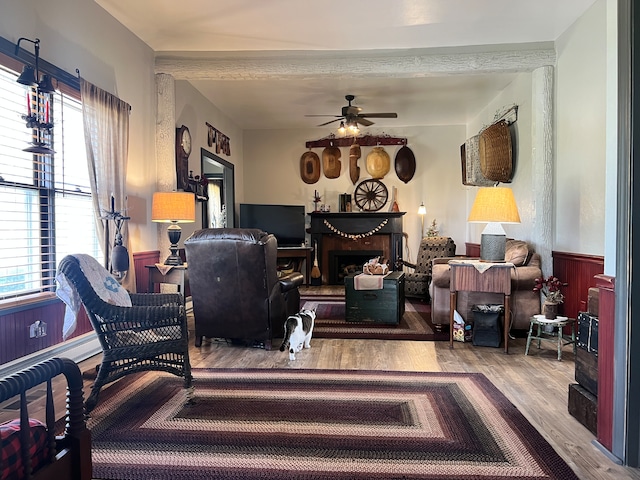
[80,78,136,292]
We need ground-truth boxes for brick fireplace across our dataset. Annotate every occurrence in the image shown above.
[309,212,405,285]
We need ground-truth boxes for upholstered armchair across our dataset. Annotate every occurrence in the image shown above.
[402,236,456,301]
[184,228,304,350]
[429,239,542,332]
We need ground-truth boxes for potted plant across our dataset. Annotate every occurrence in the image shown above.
[533,276,566,320]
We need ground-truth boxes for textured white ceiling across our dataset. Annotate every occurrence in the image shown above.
[96,0,597,129]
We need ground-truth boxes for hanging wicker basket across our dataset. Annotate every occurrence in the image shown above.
[464,135,494,186]
[479,120,513,183]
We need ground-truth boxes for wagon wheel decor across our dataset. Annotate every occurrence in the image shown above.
[354,179,388,212]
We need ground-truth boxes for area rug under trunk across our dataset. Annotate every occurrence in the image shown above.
[88,369,578,480]
[301,294,447,341]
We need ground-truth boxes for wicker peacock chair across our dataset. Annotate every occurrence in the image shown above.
[56,254,192,413]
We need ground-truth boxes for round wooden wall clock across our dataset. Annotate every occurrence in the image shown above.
[354,179,388,212]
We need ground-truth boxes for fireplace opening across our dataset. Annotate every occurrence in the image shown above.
[328,250,383,285]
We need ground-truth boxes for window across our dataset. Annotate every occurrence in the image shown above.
[0,61,100,300]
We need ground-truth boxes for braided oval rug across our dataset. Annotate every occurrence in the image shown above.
[88,368,578,480]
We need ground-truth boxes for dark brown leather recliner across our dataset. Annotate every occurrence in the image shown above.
[184,228,304,350]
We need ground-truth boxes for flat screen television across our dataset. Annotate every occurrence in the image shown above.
[239,204,306,247]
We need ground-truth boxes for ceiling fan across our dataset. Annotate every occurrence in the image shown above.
[306,94,398,127]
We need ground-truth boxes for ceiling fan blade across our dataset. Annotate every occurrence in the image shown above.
[317,118,345,127]
[305,114,342,117]
[355,117,374,127]
[359,113,398,119]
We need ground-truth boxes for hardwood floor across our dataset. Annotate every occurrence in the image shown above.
[188,335,636,480]
[2,292,638,479]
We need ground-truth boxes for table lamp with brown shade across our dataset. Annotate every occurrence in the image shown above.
[152,191,195,265]
[467,186,520,262]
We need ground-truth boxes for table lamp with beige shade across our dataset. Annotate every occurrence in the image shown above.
[152,191,195,265]
[468,186,520,262]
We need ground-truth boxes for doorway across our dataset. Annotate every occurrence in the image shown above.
[201,148,235,228]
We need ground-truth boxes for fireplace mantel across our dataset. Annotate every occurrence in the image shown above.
[309,212,405,284]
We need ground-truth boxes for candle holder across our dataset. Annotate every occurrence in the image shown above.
[313,190,322,212]
[21,113,53,131]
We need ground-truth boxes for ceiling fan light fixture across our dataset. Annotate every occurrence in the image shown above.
[310,95,398,131]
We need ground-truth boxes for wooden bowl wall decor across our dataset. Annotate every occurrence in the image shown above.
[300,151,321,184]
[394,145,416,183]
[365,146,390,179]
[322,146,342,178]
[349,143,361,185]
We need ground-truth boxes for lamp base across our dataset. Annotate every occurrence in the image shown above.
[163,223,184,265]
[480,234,506,262]
[163,252,184,266]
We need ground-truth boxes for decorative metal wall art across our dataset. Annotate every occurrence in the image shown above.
[206,122,231,156]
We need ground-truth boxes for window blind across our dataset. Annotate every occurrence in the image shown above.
[0,64,100,300]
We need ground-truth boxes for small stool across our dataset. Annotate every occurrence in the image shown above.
[525,315,577,361]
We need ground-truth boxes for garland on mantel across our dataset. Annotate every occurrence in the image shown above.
[323,218,388,240]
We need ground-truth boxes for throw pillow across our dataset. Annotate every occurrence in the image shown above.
[505,240,529,266]
[1,418,50,480]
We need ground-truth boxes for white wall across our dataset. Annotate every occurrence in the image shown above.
[0,0,159,252]
[174,80,244,242]
[243,125,466,263]
[555,0,607,256]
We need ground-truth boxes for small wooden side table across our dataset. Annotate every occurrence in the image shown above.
[449,260,514,353]
[525,315,577,361]
[145,264,189,299]
[277,246,313,285]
